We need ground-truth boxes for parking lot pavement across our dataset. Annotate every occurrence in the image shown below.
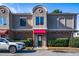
[1,50,79,56]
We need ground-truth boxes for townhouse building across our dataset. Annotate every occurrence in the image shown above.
[0,5,77,48]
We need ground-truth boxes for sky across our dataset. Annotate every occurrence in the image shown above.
[0,3,79,30]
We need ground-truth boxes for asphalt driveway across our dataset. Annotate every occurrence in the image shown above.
[0,50,79,56]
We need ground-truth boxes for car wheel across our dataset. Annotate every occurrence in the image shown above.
[9,46,17,53]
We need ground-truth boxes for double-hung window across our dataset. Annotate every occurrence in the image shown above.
[36,17,39,25]
[36,16,44,25]
[20,17,26,26]
[0,16,7,25]
[40,17,44,25]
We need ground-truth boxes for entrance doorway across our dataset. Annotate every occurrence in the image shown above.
[33,30,47,49]
[36,35,42,47]
[34,34,47,48]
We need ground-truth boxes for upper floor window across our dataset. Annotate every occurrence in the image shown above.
[20,17,26,26]
[0,16,7,25]
[40,17,44,25]
[36,17,39,25]
[36,16,44,25]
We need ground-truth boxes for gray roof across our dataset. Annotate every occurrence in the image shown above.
[48,13,77,15]
[13,13,32,15]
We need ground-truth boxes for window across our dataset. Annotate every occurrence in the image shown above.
[0,17,3,25]
[3,18,6,25]
[36,17,39,25]
[20,18,26,26]
[40,17,44,25]
[36,16,44,25]
[0,39,5,42]
[0,16,6,25]
[77,33,79,35]
[57,17,65,29]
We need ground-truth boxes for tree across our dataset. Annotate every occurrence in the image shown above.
[52,9,62,13]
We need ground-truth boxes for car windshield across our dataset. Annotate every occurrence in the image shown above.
[7,39,15,42]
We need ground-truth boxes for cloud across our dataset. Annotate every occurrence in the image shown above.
[0,3,32,13]
[9,7,17,13]
[0,3,17,13]
[0,3,4,5]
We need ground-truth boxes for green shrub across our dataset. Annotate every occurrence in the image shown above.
[14,38,33,47]
[69,38,79,47]
[47,38,56,47]
[20,39,33,47]
[48,38,69,47]
[55,38,69,47]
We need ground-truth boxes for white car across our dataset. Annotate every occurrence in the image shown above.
[0,38,25,53]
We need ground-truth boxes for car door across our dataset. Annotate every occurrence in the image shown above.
[0,39,9,50]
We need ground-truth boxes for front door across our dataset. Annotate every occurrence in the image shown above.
[34,34,47,48]
[35,35,43,47]
[37,35,42,47]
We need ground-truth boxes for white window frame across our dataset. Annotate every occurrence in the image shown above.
[35,16,44,25]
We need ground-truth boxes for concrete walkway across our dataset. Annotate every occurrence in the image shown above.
[48,47,79,52]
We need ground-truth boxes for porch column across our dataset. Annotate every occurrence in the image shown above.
[33,34,38,47]
[33,31,34,47]
[42,35,47,47]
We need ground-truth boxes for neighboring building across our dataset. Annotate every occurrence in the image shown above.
[73,30,79,37]
[0,5,77,48]
[73,32,79,37]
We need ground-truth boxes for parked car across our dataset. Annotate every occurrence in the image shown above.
[0,38,25,53]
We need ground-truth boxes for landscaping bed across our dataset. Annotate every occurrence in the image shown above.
[47,38,79,48]
[47,38,69,47]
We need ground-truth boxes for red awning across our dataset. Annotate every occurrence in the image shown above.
[0,29,8,34]
[33,29,47,34]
